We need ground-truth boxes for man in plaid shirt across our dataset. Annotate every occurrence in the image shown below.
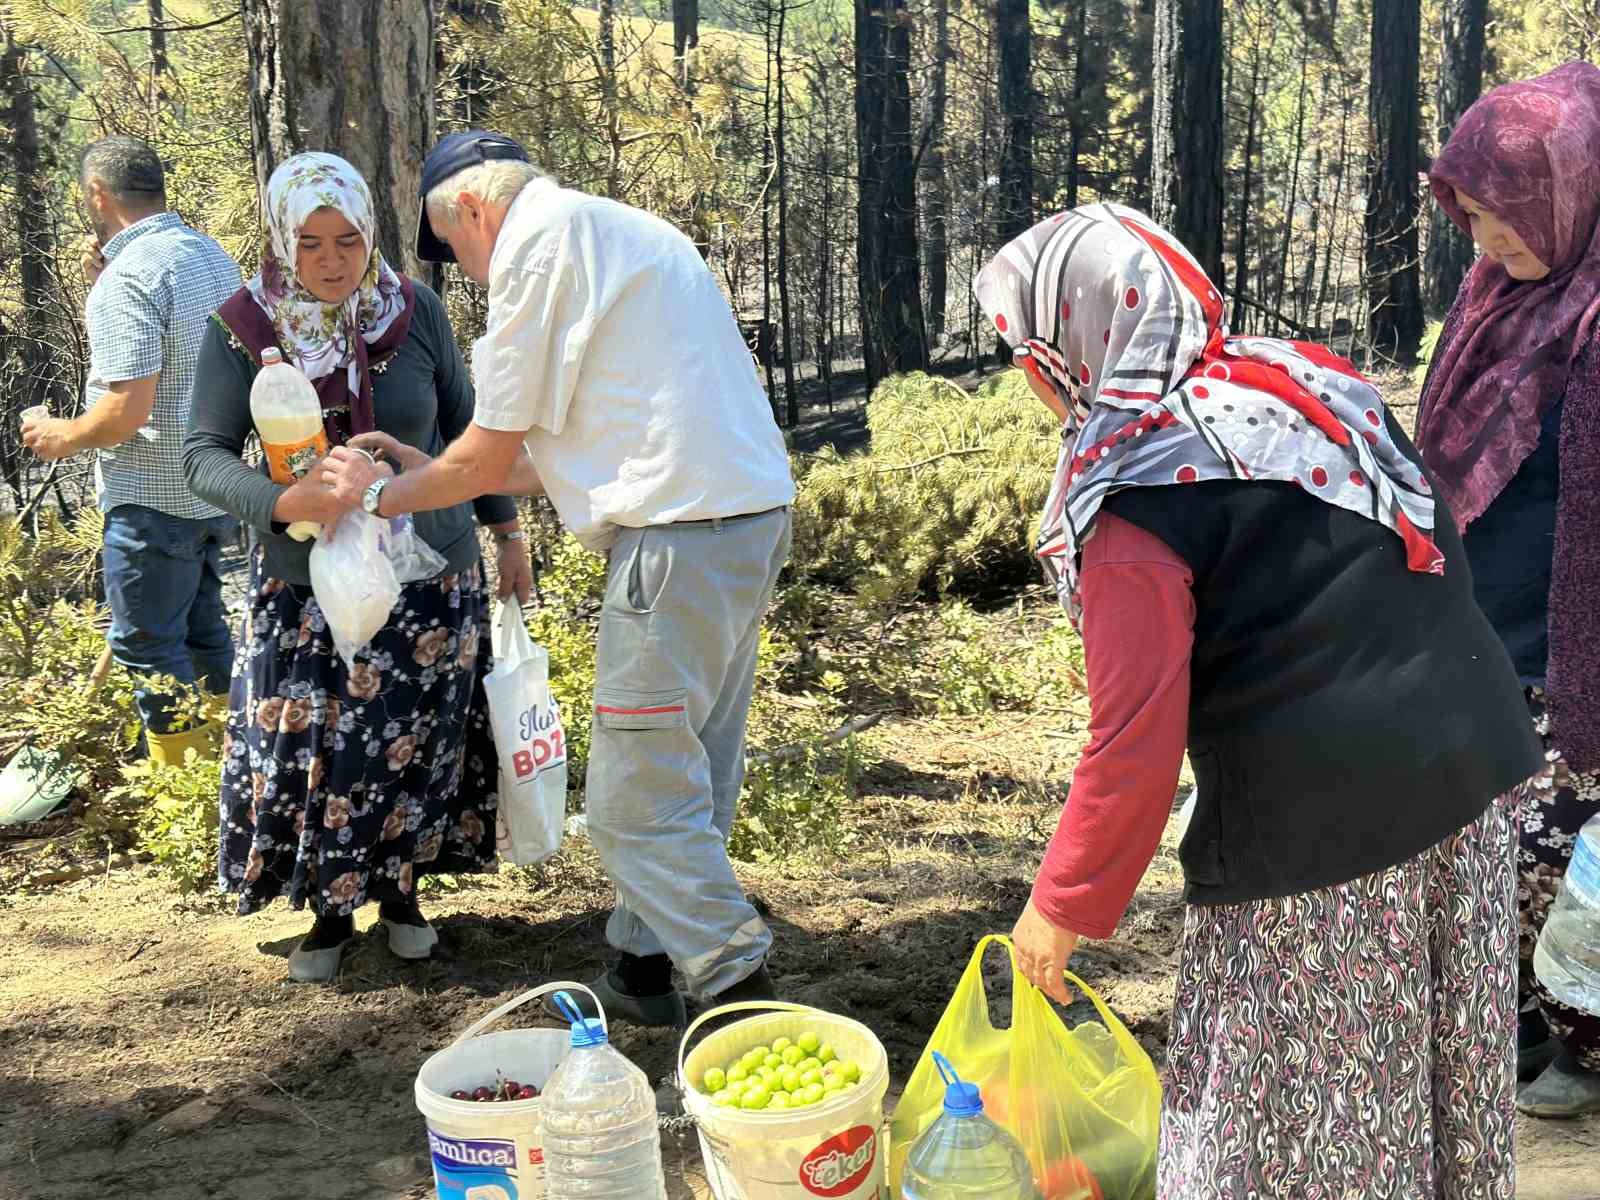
[23,137,240,760]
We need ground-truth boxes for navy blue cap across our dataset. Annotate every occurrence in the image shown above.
[415,130,530,263]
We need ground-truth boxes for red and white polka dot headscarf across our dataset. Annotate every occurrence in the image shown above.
[975,202,1443,618]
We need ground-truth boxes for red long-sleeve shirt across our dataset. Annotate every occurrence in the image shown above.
[1030,513,1196,939]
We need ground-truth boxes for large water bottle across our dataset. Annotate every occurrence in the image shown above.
[249,346,328,542]
[1534,812,1600,1016]
[902,1052,1038,1200]
[541,991,667,1199]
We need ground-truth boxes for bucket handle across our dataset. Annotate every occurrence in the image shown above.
[451,980,605,1049]
[676,999,819,1087]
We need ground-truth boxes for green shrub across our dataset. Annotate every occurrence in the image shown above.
[108,753,223,895]
[1413,319,1445,391]
[523,532,606,788]
[791,371,1059,602]
[729,739,862,863]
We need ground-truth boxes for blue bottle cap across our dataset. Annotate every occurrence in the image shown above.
[553,990,608,1048]
[932,1051,984,1117]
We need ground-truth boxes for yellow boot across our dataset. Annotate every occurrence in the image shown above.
[202,692,232,727]
[201,693,231,753]
[146,722,221,766]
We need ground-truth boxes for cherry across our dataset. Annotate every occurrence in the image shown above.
[516,1086,538,1100]
[472,1086,494,1101]
[504,1079,520,1094]
[450,1090,471,1101]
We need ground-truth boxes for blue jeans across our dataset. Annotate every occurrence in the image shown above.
[102,504,237,733]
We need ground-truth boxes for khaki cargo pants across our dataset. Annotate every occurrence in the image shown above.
[584,508,791,999]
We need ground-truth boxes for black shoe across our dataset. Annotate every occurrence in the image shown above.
[1517,1052,1600,1118]
[1519,1009,1559,1082]
[545,960,688,1029]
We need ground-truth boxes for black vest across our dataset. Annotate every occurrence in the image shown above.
[1103,421,1542,907]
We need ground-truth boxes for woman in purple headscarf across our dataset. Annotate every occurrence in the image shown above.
[1419,60,1600,1117]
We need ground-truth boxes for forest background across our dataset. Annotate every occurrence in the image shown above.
[2,4,1599,1197]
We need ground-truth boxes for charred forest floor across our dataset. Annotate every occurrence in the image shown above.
[2,365,1595,1199]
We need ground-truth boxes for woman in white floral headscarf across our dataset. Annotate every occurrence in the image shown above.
[184,153,531,982]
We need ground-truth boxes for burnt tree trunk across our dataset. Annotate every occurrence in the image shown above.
[855,0,927,387]
[0,29,70,501]
[775,0,799,426]
[1152,0,1224,283]
[759,0,778,415]
[1066,0,1087,209]
[147,0,170,98]
[1230,28,1261,331]
[922,0,950,343]
[242,0,437,279]
[1365,0,1424,363]
[995,0,1033,243]
[1425,0,1486,314]
[995,0,1032,363]
[1275,44,1310,332]
[1,33,64,415]
[673,0,699,91]
[598,0,623,197]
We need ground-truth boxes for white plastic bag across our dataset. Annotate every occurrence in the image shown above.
[484,601,568,865]
[383,514,447,584]
[309,510,401,669]
[309,512,448,669]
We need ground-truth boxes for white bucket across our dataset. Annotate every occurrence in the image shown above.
[414,981,602,1200]
[679,1001,891,1200]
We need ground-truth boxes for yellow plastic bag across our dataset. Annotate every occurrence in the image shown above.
[888,934,1160,1200]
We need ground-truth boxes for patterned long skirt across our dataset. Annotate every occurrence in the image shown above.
[217,555,500,916]
[1160,789,1521,1200]
[1519,687,1600,1068]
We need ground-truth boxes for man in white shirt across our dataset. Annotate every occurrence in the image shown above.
[323,132,795,1025]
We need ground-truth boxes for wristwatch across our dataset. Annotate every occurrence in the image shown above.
[494,529,527,545]
[362,474,392,517]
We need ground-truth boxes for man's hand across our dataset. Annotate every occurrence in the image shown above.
[22,414,79,462]
[494,535,533,604]
[80,236,106,287]
[1010,899,1082,1005]
[349,431,433,474]
[369,423,529,518]
[320,446,392,511]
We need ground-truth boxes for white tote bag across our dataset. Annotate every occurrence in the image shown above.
[484,601,568,865]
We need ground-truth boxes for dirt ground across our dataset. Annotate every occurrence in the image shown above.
[2,708,1596,1200]
[3,369,1595,1198]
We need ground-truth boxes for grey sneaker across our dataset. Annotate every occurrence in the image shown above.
[287,938,350,983]
[1517,1055,1600,1119]
[382,919,438,960]
[543,968,687,1029]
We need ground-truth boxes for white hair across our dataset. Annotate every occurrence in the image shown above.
[426,159,548,230]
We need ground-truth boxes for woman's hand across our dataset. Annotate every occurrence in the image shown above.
[349,431,432,474]
[320,446,392,510]
[272,467,354,526]
[1011,899,1082,1005]
[494,534,533,605]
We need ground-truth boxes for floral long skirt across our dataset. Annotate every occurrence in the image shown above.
[1159,789,1521,1200]
[218,555,500,916]
[1519,687,1600,1069]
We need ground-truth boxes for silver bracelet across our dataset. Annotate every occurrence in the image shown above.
[494,529,527,544]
